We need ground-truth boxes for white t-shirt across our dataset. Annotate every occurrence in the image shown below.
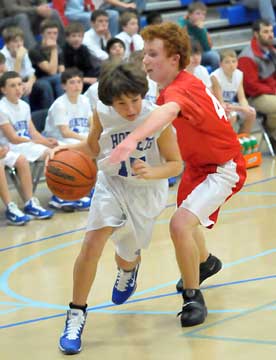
[193,65,212,88]
[210,67,243,103]
[44,94,92,141]
[83,28,109,61]
[115,31,144,59]
[0,46,35,80]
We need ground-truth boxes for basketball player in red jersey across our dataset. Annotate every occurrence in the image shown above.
[110,22,247,327]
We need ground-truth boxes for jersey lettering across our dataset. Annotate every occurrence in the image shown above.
[205,87,227,120]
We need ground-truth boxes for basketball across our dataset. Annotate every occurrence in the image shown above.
[45,149,97,201]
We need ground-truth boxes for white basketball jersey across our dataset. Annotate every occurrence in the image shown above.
[211,68,243,103]
[96,99,164,184]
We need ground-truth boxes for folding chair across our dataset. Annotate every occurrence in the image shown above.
[255,113,275,157]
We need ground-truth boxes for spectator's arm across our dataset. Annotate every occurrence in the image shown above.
[104,0,136,9]
[210,75,224,104]
[236,80,249,107]
[37,47,59,75]
[58,125,86,141]
[238,57,275,96]
[0,123,30,144]
[3,0,40,16]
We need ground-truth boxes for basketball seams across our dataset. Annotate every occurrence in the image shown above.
[49,159,95,180]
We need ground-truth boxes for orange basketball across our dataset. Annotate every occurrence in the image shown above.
[45,149,97,201]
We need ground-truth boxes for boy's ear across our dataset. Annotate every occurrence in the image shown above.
[171,54,180,65]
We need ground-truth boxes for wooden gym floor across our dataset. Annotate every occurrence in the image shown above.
[0,156,276,359]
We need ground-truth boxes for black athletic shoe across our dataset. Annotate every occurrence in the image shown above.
[176,254,222,292]
[177,289,207,327]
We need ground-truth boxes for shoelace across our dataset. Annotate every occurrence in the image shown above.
[65,313,85,340]
[115,269,134,292]
[30,197,46,212]
[8,202,25,217]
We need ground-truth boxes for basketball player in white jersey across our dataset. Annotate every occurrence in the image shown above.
[53,62,182,355]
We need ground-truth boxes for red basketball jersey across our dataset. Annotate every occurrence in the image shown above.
[157,71,241,167]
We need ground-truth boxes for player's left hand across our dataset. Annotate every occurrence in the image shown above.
[132,159,153,180]
[109,136,137,164]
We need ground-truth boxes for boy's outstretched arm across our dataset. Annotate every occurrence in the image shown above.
[109,101,180,163]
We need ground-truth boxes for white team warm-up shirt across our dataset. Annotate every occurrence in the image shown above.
[210,67,243,103]
[115,31,144,59]
[44,93,92,143]
[87,99,168,261]
[0,97,47,164]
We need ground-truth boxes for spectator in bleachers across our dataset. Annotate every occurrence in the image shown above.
[2,0,65,47]
[84,37,126,110]
[63,22,101,92]
[211,49,256,134]
[146,11,163,25]
[83,10,110,61]
[238,0,276,35]
[0,53,7,77]
[238,19,276,147]
[178,1,220,70]
[0,71,57,220]
[43,68,93,210]
[100,0,143,14]
[116,12,144,59]
[0,0,37,49]
[1,27,36,101]
[29,19,64,111]
[0,145,52,225]
[64,0,119,36]
[186,40,211,89]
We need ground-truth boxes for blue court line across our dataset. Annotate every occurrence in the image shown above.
[240,191,276,196]
[186,334,276,346]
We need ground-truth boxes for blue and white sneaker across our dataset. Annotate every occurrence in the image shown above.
[24,197,54,219]
[5,202,31,226]
[112,264,140,305]
[74,196,91,210]
[48,195,76,213]
[59,309,87,355]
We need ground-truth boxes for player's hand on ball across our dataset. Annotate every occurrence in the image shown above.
[109,136,137,164]
[132,159,153,180]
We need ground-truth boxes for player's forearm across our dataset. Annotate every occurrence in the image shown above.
[150,160,183,179]
[129,102,180,143]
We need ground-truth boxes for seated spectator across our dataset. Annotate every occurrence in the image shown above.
[63,22,101,92]
[178,1,220,69]
[0,145,52,225]
[237,0,276,35]
[2,0,65,47]
[116,12,144,59]
[64,0,119,36]
[146,11,163,25]
[238,19,276,146]
[0,53,7,77]
[186,40,211,89]
[83,10,110,61]
[29,19,64,111]
[44,68,93,210]
[84,37,125,110]
[0,26,36,101]
[211,49,256,134]
[0,72,59,220]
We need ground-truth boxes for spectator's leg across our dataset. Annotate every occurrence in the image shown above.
[201,50,220,70]
[30,79,55,111]
[45,74,64,98]
[106,10,119,36]
[250,94,276,139]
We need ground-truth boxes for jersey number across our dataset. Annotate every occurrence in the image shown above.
[118,156,146,177]
[205,87,227,120]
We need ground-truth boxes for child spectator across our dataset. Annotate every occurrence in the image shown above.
[62,22,101,92]
[0,72,56,220]
[186,40,211,88]
[29,19,64,111]
[211,49,256,134]
[44,68,93,210]
[116,12,144,59]
[0,53,7,77]
[1,26,36,99]
[84,38,126,110]
[178,1,220,69]
[56,61,182,355]
[83,10,110,61]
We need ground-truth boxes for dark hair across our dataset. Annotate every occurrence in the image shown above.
[252,19,272,32]
[40,19,59,34]
[141,22,190,70]
[2,26,24,43]
[0,52,6,64]
[98,61,148,105]
[106,37,126,54]
[65,22,85,36]
[187,1,207,14]
[61,67,83,84]
[0,71,21,88]
[190,39,202,54]
[91,9,108,22]
[146,11,163,25]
